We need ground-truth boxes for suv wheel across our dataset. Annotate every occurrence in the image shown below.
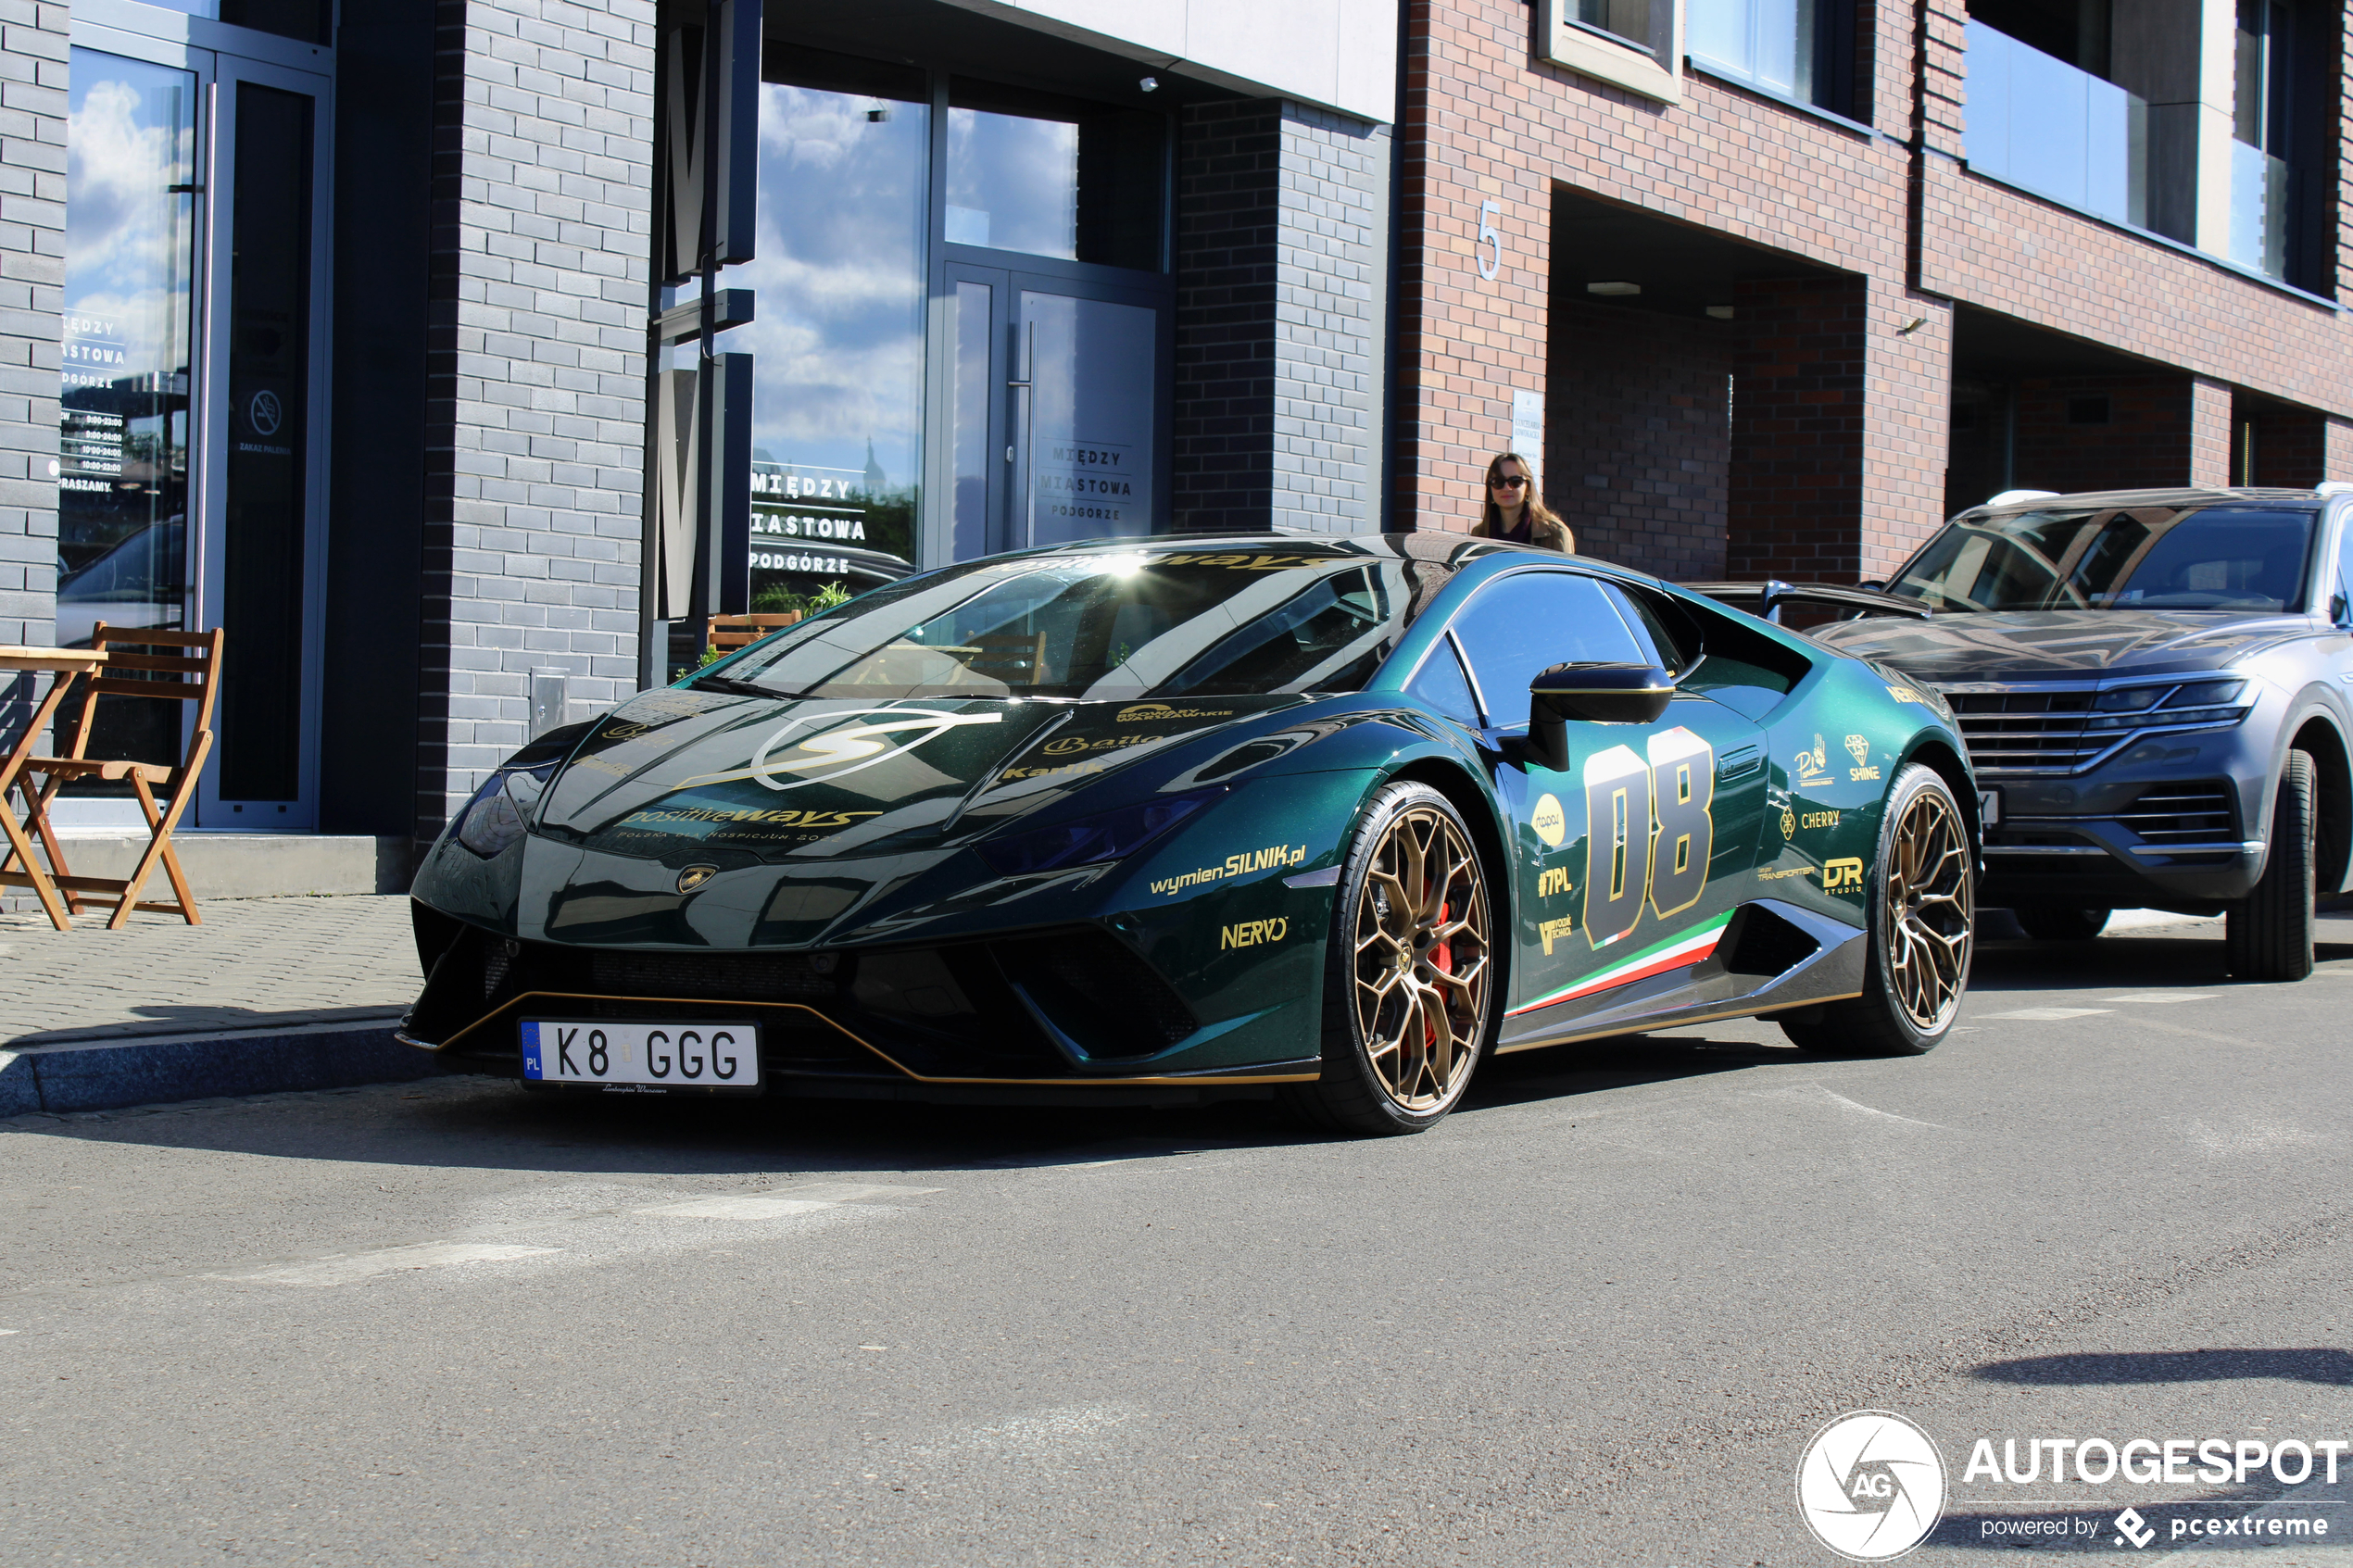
[2226,749,2315,983]
[1782,763,1975,1057]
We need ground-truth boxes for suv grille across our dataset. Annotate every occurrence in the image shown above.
[1943,690,2099,772]
[2115,782,2233,845]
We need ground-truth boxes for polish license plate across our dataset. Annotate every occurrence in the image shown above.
[1979,788,2002,826]
[521,1020,761,1090]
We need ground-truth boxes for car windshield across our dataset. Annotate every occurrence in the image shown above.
[700,545,1449,700]
[1887,504,2317,613]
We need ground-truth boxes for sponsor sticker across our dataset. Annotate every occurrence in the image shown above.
[1115,702,1233,723]
[1824,856,1867,892]
[1220,916,1290,949]
[1040,733,1159,756]
[1846,734,1881,782]
[1151,844,1307,897]
[1794,734,1834,789]
[1530,793,1567,848]
[1538,914,1576,955]
[1537,865,1572,898]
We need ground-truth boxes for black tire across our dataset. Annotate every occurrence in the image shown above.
[1282,781,1498,1136]
[2226,750,2315,983]
[2015,906,2111,942]
[1781,763,1975,1058]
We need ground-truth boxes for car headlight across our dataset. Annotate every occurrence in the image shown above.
[2083,677,2252,732]
[454,764,555,859]
[977,788,1224,877]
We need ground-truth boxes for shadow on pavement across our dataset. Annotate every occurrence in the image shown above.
[8,1027,1782,1177]
[1972,1348,2353,1386]
[9,1003,406,1047]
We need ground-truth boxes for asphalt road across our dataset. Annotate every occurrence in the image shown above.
[6,912,2352,1567]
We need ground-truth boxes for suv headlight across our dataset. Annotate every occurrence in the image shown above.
[2084,677,2252,733]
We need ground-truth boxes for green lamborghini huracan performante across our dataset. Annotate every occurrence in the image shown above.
[400,534,1981,1135]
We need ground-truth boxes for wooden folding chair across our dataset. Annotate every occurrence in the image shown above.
[706,611,801,655]
[0,623,223,929]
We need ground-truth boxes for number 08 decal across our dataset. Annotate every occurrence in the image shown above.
[1580,727,1717,949]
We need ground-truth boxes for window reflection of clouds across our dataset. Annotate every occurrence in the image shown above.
[736,84,926,486]
[946,108,1079,260]
[66,60,195,383]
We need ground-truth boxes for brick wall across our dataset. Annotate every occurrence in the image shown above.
[2009,375,2206,495]
[1726,276,1869,582]
[0,0,63,725]
[1544,299,1730,580]
[1172,99,1389,536]
[419,0,654,842]
[1400,0,2353,580]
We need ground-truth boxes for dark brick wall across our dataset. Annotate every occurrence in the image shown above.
[1544,299,1731,581]
[1727,276,1870,582]
[2008,376,2204,497]
[1172,100,1282,534]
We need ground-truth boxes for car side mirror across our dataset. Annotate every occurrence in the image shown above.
[2334,590,2350,627]
[1527,662,1674,770]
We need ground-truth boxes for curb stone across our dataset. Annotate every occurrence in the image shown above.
[0,1022,441,1116]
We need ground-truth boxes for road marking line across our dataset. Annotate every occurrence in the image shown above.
[634,1196,837,1220]
[2103,991,2221,1004]
[222,1242,558,1287]
[1975,1007,2114,1021]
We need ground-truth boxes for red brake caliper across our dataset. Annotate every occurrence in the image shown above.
[1425,900,1453,1050]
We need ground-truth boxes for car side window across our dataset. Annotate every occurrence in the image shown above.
[1601,583,1694,677]
[1404,633,1479,726]
[1450,571,1647,727]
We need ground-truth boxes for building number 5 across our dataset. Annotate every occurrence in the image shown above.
[1477,200,1502,282]
[1581,727,1717,948]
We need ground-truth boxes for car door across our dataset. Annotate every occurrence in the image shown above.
[1447,570,1767,1028]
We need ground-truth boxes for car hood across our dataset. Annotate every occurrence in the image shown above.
[535,686,1311,863]
[416,685,1328,948]
[1807,609,2312,682]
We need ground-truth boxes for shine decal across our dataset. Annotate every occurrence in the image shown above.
[676,708,1005,794]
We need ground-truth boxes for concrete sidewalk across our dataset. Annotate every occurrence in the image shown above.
[0,895,434,1115]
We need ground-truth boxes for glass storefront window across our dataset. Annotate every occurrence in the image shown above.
[739,48,930,612]
[57,50,197,777]
[947,82,1166,271]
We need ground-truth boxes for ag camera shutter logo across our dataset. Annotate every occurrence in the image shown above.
[1796,1411,1946,1561]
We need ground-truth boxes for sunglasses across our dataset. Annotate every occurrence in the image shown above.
[1489,475,1529,490]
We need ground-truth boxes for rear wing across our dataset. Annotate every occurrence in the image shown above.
[1682,580,1932,624]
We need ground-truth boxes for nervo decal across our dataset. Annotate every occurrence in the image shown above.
[1220,916,1290,949]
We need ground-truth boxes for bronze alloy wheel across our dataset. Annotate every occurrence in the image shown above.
[1882,782,1973,1033]
[1348,801,1492,1113]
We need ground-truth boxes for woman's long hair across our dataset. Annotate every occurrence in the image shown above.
[1479,451,1567,538]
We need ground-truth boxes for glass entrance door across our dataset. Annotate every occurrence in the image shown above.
[942,266,1167,558]
[58,30,332,829]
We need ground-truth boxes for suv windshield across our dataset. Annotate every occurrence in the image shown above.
[1889,504,2318,613]
[700,546,1449,700]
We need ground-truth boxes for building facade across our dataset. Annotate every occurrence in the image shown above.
[0,0,2348,874]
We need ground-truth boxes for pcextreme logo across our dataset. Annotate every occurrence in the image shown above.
[1796,1411,1947,1562]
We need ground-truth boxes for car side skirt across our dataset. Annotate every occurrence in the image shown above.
[1495,899,1869,1052]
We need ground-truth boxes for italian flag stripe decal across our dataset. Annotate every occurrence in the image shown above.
[1505,910,1735,1017]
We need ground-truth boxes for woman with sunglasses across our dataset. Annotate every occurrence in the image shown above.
[1469,451,1574,551]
